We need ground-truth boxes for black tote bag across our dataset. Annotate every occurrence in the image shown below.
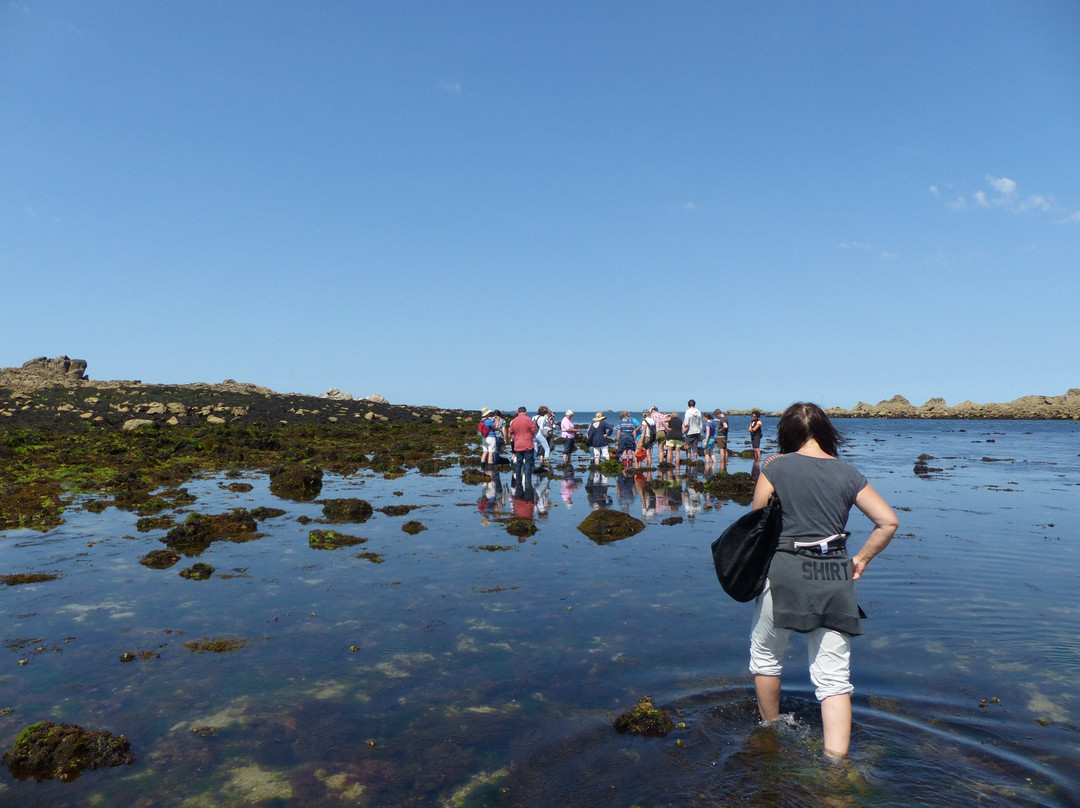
[710,495,782,602]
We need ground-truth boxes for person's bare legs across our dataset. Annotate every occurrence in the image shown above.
[754,674,782,722]
[820,694,852,759]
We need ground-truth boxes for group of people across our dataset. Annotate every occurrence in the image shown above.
[478,401,768,478]
[480,399,901,763]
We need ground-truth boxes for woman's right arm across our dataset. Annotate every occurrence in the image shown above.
[851,484,899,580]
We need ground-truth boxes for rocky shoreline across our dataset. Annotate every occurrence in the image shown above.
[0,356,470,430]
[2,356,1078,425]
[730,390,1080,420]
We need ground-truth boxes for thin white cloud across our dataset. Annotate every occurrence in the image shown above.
[987,175,1016,196]
[438,80,462,96]
[940,175,1071,222]
[683,202,697,211]
[1058,211,1080,224]
[839,241,898,260]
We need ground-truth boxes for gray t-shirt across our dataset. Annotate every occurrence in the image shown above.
[761,453,867,542]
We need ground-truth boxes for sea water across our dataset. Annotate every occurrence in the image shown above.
[0,418,1077,806]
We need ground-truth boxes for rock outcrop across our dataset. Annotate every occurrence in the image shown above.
[823,389,1080,420]
[0,356,88,386]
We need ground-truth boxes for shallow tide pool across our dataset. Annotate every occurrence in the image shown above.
[1,419,1078,806]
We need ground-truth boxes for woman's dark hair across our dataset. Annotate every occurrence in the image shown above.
[776,402,846,456]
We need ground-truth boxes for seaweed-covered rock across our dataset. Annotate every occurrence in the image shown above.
[139,550,181,569]
[702,471,756,505]
[2,721,134,782]
[378,504,418,517]
[914,454,943,478]
[248,507,287,521]
[1,572,60,586]
[161,510,259,556]
[135,514,176,532]
[577,508,645,544]
[461,468,492,485]
[179,562,214,580]
[268,464,323,501]
[613,696,674,738]
[322,498,373,523]
[401,520,426,535]
[506,517,537,537]
[162,512,214,555]
[308,529,368,550]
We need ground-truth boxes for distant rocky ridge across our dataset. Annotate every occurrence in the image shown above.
[731,390,1080,420]
[0,356,466,429]
[2,356,1078,424]
[828,392,1080,420]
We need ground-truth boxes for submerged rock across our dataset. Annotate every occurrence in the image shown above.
[701,471,756,505]
[613,696,674,738]
[506,517,537,537]
[308,529,368,550]
[178,562,214,580]
[268,464,323,501]
[322,498,373,523]
[138,550,181,569]
[576,509,645,544]
[2,721,134,782]
[401,520,426,535]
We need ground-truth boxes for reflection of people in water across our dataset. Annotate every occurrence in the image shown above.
[560,469,579,510]
[616,471,635,512]
[511,485,535,520]
[477,472,505,524]
[585,470,612,510]
[533,474,551,519]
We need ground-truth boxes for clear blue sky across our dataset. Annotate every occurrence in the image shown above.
[3,1,1078,412]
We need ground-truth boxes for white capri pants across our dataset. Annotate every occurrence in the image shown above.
[749,579,854,701]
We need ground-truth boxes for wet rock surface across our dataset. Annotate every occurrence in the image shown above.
[577,509,645,543]
[2,721,134,782]
[613,696,674,738]
[322,498,373,523]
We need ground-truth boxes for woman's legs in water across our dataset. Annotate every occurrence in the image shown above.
[808,627,854,758]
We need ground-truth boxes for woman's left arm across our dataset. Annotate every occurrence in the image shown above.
[851,484,899,580]
[751,473,775,510]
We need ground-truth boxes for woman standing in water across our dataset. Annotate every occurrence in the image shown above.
[748,402,898,760]
[748,410,763,461]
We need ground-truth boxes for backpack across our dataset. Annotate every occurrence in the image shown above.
[478,420,491,437]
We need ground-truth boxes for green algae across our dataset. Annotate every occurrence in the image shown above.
[308,529,368,550]
[1,572,60,586]
[183,637,248,654]
[613,696,674,738]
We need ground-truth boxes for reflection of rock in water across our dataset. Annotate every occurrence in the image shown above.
[914,454,944,478]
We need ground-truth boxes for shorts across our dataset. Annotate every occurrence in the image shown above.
[749,580,853,701]
[665,439,684,449]
[684,433,701,450]
[704,438,716,450]
[483,435,498,452]
[717,436,728,449]
[562,438,576,454]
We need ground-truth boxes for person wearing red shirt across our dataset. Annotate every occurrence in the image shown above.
[508,406,538,487]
